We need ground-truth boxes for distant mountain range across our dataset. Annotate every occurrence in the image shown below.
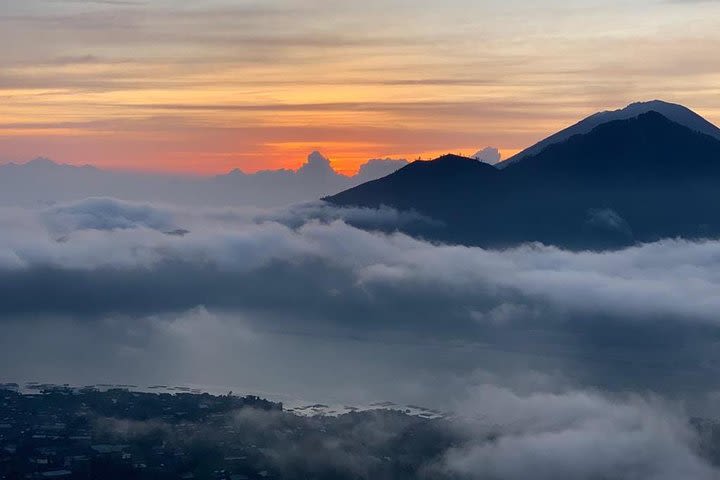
[326,101,720,249]
[0,152,408,208]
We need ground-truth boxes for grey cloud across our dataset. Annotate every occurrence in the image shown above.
[49,359,720,480]
[100,100,572,118]
[354,158,409,183]
[41,197,179,234]
[0,154,409,209]
[585,207,634,240]
[1,198,720,410]
[472,147,502,165]
[0,199,719,377]
[436,386,717,480]
[40,346,718,480]
[258,201,440,231]
[1,3,432,57]
[2,198,720,328]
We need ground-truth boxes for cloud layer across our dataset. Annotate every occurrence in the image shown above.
[0,154,408,208]
[2,197,720,476]
[2,197,720,326]
[437,386,718,480]
[0,197,718,392]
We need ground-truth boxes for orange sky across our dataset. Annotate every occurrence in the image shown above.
[1,0,720,175]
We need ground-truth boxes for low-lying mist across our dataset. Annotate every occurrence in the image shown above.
[2,197,720,478]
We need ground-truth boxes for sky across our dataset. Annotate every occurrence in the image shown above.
[2,197,720,479]
[1,0,720,175]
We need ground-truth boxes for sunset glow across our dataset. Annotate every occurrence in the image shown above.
[2,0,720,174]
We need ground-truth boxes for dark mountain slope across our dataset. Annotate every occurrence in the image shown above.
[506,111,720,181]
[500,100,720,167]
[326,112,720,250]
[327,154,499,210]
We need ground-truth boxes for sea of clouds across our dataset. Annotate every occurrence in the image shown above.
[1,197,720,478]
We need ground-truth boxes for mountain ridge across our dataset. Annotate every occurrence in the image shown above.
[0,153,410,208]
[499,100,720,168]
[326,107,720,249]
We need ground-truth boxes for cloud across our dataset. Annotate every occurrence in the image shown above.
[435,386,717,480]
[48,0,147,5]
[41,197,178,234]
[296,151,335,178]
[259,201,439,230]
[585,207,634,242]
[4,0,720,179]
[354,158,409,183]
[0,198,718,352]
[1,197,720,415]
[0,154,411,208]
[472,147,502,165]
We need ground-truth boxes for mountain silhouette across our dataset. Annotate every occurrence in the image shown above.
[500,100,720,167]
[326,107,720,249]
[327,154,499,215]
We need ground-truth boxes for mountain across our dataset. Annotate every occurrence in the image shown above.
[499,100,720,167]
[326,109,720,249]
[506,111,720,179]
[326,154,499,214]
[355,158,418,184]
